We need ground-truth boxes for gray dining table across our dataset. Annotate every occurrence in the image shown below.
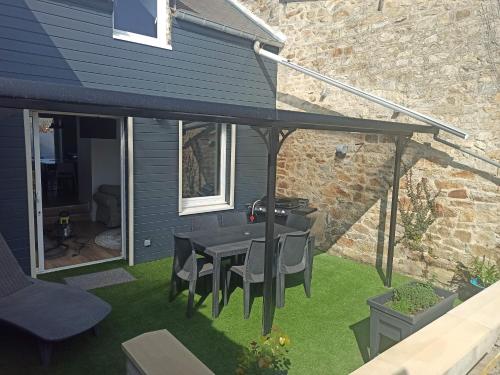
[180,222,299,318]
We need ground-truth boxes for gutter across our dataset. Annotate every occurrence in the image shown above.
[225,0,287,44]
[174,10,284,49]
[254,41,469,140]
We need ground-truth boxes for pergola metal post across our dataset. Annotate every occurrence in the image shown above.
[385,136,405,287]
[262,126,280,335]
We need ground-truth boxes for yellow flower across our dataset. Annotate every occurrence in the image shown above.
[279,335,290,346]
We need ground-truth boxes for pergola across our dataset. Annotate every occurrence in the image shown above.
[0,76,457,334]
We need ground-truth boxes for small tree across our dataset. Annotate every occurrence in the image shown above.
[398,168,439,252]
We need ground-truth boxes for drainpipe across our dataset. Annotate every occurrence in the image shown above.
[253,41,469,140]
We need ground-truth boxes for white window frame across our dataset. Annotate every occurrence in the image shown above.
[113,0,172,50]
[178,121,236,216]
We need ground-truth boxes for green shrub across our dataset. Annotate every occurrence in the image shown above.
[236,326,291,375]
[470,256,500,287]
[388,282,440,315]
[398,169,439,252]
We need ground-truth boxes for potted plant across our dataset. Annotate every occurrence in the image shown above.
[236,326,291,375]
[367,282,457,358]
[452,256,500,300]
[469,256,500,290]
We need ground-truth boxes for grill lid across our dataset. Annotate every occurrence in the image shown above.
[257,196,308,210]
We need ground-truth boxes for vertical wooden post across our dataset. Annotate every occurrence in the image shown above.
[385,136,405,287]
[262,126,280,335]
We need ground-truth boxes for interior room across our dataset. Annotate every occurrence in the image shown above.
[36,114,124,270]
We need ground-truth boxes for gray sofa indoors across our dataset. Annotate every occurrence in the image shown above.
[93,184,121,228]
[0,233,111,366]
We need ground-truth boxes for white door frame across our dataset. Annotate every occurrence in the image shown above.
[25,110,132,274]
[23,110,37,277]
[31,112,45,272]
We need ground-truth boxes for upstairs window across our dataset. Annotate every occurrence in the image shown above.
[113,0,171,49]
[179,121,236,215]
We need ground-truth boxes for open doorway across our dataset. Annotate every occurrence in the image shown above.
[28,112,127,273]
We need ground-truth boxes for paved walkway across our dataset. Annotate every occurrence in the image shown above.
[468,336,500,375]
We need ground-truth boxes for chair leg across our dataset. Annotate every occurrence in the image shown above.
[187,278,197,318]
[243,281,251,319]
[169,271,178,302]
[202,274,210,296]
[276,273,285,308]
[224,270,232,306]
[304,255,312,298]
[38,340,53,367]
[304,267,312,298]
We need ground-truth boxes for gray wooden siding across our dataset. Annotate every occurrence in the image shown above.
[0,108,31,273]
[0,0,277,108]
[0,0,276,267]
[133,119,267,263]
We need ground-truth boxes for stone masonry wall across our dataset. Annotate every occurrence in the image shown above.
[240,0,499,284]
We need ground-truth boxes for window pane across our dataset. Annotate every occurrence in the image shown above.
[114,0,157,38]
[182,123,222,199]
[39,117,56,161]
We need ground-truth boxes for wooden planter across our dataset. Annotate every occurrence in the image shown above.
[367,283,457,358]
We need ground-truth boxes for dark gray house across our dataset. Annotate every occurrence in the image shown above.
[0,0,285,275]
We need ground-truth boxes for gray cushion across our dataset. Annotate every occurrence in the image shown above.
[0,233,32,298]
[0,279,111,342]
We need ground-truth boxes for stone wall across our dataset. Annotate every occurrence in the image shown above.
[240,0,499,284]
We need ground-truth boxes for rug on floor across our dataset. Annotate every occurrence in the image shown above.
[94,228,121,250]
[64,268,135,290]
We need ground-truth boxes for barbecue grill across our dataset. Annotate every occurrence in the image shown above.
[250,196,316,225]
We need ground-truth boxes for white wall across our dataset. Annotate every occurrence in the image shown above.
[90,128,121,220]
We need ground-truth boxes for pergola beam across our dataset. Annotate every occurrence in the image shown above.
[263,127,280,335]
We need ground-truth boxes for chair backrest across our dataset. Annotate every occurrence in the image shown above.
[192,214,219,232]
[172,234,197,281]
[0,233,31,298]
[278,230,310,274]
[244,237,280,283]
[286,213,311,232]
[220,211,248,227]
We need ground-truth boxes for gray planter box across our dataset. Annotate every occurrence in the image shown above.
[367,283,457,358]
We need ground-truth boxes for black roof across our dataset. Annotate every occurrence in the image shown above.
[0,77,436,137]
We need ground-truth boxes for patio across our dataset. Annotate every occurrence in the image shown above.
[0,253,411,375]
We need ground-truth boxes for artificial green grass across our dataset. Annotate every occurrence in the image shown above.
[0,254,411,375]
